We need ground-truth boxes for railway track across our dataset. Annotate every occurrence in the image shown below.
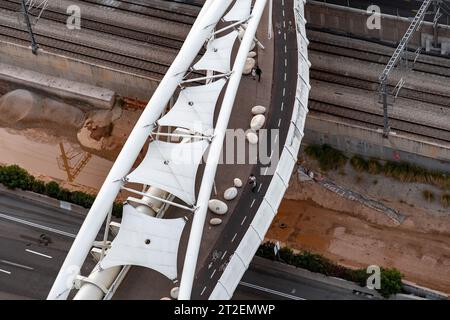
[1,0,188,50]
[308,37,450,79]
[309,99,450,143]
[311,69,450,107]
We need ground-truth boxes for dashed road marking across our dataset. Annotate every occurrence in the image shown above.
[200,286,207,296]
[284,45,287,53]
[25,249,52,259]
[274,134,279,143]
[278,118,282,127]
[281,102,284,111]
[210,269,216,279]
[285,58,288,67]
[283,88,286,96]
[257,183,263,192]
[284,73,287,81]
[0,269,11,275]
[241,216,247,225]
[221,251,227,260]
[284,32,287,40]
[250,198,256,208]
[231,233,238,243]
[264,167,269,175]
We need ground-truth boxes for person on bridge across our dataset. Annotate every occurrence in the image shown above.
[248,174,258,193]
[255,65,262,82]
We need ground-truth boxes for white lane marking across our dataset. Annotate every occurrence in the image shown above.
[257,183,263,192]
[208,262,213,269]
[210,269,216,279]
[285,45,287,53]
[239,281,306,300]
[0,260,34,271]
[281,102,284,111]
[221,251,227,260]
[200,286,207,296]
[270,150,274,159]
[0,268,11,275]
[0,212,76,238]
[282,10,285,17]
[250,199,256,208]
[241,216,247,226]
[285,58,288,67]
[284,32,287,41]
[274,134,279,143]
[278,118,282,127]
[282,0,285,6]
[283,88,286,97]
[231,233,238,243]
[25,249,52,259]
[283,21,286,28]
[284,73,287,81]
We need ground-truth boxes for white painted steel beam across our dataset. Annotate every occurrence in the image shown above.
[178,0,268,300]
[47,0,234,300]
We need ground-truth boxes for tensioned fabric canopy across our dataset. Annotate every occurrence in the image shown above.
[157,79,226,135]
[100,204,185,280]
[193,31,238,74]
[126,139,209,206]
[224,0,252,22]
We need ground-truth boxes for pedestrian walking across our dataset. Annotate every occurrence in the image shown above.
[251,67,257,80]
[248,174,258,193]
[255,65,262,82]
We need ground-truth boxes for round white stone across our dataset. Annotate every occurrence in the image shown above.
[250,114,266,131]
[248,51,257,58]
[210,218,223,226]
[251,105,266,115]
[170,287,179,299]
[246,131,258,144]
[224,187,238,200]
[234,178,243,188]
[243,57,256,75]
[208,199,228,215]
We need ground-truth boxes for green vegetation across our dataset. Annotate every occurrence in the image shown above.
[304,144,348,171]
[422,190,435,203]
[441,194,450,208]
[256,242,403,298]
[0,164,123,218]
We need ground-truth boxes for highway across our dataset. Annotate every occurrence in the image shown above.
[0,188,379,300]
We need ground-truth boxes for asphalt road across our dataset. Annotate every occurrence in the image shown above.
[0,188,379,300]
[0,191,95,299]
[191,0,298,299]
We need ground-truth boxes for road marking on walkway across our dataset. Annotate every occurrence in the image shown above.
[210,269,216,279]
[250,199,256,208]
[270,150,274,159]
[264,167,269,175]
[221,251,227,260]
[0,260,34,271]
[25,249,52,259]
[278,118,282,127]
[0,268,11,275]
[257,183,263,193]
[274,133,279,143]
[241,216,247,225]
[200,286,207,296]
[239,281,306,300]
[231,233,238,243]
[0,212,76,238]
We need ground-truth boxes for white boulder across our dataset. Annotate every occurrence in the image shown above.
[250,114,266,131]
[208,199,228,215]
[246,131,258,144]
[248,51,257,58]
[251,105,266,115]
[210,218,223,226]
[234,178,243,188]
[170,287,179,299]
[243,57,256,75]
[224,187,238,200]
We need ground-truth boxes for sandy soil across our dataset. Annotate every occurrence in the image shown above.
[266,168,450,294]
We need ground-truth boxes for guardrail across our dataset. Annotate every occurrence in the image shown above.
[209,0,311,299]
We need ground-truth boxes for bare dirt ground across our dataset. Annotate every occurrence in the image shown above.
[266,164,450,294]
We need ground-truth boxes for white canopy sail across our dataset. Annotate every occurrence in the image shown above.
[126,140,209,206]
[193,31,238,74]
[224,0,251,22]
[157,79,226,135]
[100,204,185,280]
